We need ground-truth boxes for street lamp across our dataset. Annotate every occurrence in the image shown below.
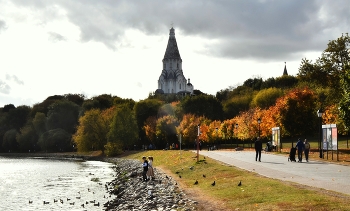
[317,109,323,158]
[257,118,261,137]
[197,124,200,162]
[215,127,218,149]
[235,124,239,147]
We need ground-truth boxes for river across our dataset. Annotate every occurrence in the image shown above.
[0,156,115,211]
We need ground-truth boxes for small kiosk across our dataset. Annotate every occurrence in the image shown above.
[322,124,338,161]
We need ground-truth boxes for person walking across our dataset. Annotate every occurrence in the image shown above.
[147,156,155,180]
[255,137,262,162]
[296,138,305,162]
[304,139,310,162]
[142,156,149,181]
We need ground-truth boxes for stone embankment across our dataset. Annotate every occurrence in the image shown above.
[104,158,198,211]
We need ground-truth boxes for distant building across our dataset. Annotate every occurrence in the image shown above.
[283,62,288,76]
[155,27,194,95]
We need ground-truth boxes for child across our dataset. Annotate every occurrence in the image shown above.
[142,156,148,181]
[147,156,155,180]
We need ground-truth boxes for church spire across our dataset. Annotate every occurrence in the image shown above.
[283,62,288,76]
[163,27,181,60]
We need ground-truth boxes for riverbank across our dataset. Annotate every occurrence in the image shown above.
[0,151,104,160]
[104,158,198,210]
[1,151,200,210]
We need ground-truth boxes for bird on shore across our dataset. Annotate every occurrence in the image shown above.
[194,180,198,185]
[28,200,33,204]
[189,166,194,170]
[203,174,206,178]
[43,201,50,205]
[179,175,182,178]
[238,181,242,186]
[211,181,216,186]
[175,171,180,174]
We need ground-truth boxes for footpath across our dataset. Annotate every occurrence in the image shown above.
[196,150,350,195]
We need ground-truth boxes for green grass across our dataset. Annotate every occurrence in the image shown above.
[122,150,350,211]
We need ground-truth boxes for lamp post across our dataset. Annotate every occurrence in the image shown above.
[317,109,323,158]
[197,124,200,162]
[235,123,239,147]
[257,118,261,137]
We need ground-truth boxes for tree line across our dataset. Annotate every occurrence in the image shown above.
[1,34,349,155]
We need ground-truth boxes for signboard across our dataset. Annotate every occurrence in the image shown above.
[322,124,337,150]
[272,127,280,150]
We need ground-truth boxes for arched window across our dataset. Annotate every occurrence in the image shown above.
[179,83,181,89]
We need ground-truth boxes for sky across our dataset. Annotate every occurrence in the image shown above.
[0,0,349,107]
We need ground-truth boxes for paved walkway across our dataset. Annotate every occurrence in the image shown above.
[196,150,350,195]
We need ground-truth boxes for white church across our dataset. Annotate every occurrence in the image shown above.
[155,27,194,95]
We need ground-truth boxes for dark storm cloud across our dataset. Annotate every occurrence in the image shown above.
[10,0,350,60]
[0,80,11,94]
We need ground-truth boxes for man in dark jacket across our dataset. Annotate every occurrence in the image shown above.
[296,138,305,162]
[142,156,149,181]
[255,137,263,162]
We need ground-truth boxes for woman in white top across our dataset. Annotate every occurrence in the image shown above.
[147,156,155,180]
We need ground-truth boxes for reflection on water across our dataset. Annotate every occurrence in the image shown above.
[0,156,115,211]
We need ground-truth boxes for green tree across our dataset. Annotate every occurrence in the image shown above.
[107,105,138,150]
[2,129,18,152]
[32,112,47,136]
[17,123,38,152]
[47,100,80,134]
[73,108,114,152]
[339,64,350,130]
[251,88,284,109]
[38,128,71,152]
[180,95,223,120]
[156,115,179,148]
[5,105,31,131]
[134,99,163,143]
[223,95,252,119]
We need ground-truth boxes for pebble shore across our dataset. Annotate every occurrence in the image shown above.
[104,158,198,211]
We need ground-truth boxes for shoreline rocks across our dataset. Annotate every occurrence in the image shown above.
[104,158,198,211]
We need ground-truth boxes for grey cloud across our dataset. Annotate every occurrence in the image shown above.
[9,0,350,60]
[48,32,67,42]
[0,80,11,94]
[6,74,24,85]
[0,20,7,33]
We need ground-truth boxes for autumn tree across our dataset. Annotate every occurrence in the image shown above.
[177,114,210,147]
[155,115,179,148]
[73,107,115,152]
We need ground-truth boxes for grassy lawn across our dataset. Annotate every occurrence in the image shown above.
[121,150,350,211]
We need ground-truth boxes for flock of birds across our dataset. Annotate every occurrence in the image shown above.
[28,187,104,208]
[27,172,115,209]
[176,156,242,188]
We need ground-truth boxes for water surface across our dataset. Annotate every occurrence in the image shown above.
[0,156,115,211]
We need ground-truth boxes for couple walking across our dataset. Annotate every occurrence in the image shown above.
[296,138,310,162]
